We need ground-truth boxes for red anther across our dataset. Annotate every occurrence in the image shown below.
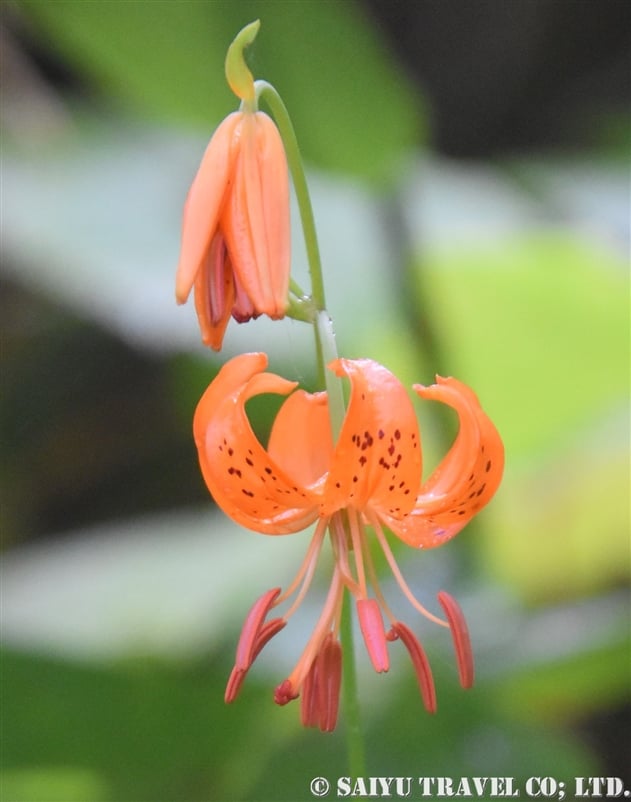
[316,634,342,732]
[437,590,474,689]
[357,598,390,673]
[235,587,281,670]
[300,634,342,732]
[391,621,437,714]
[224,618,286,705]
[386,627,399,642]
[251,618,286,662]
[274,678,299,706]
[300,658,319,729]
[224,666,246,703]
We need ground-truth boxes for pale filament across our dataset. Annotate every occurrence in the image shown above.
[347,507,368,599]
[332,588,343,636]
[359,521,397,625]
[329,513,363,597]
[287,566,344,691]
[368,511,449,629]
[275,516,328,611]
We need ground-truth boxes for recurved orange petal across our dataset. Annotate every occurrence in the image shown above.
[268,390,333,489]
[175,111,242,304]
[382,376,504,548]
[222,111,290,318]
[322,359,422,519]
[193,353,320,534]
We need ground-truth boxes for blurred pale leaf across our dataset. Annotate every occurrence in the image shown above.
[485,410,630,601]
[495,640,630,722]
[423,233,628,457]
[419,233,629,601]
[17,0,423,181]
[0,509,311,660]
[1,121,401,364]
[1,768,109,802]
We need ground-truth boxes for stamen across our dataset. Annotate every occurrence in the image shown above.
[437,591,474,688]
[329,514,363,597]
[300,659,319,728]
[347,508,368,598]
[332,591,343,635]
[286,567,344,693]
[224,618,286,704]
[389,621,436,714]
[316,633,342,732]
[251,618,286,662]
[369,512,449,628]
[234,587,281,670]
[224,666,246,703]
[276,517,328,608]
[357,598,389,673]
[300,633,342,732]
[361,526,397,625]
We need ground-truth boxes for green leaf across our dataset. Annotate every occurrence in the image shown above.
[422,233,629,457]
[484,414,630,600]
[495,641,630,722]
[420,233,629,600]
[17,0,424,181]
[1,767,109,802]
[1,647,298,802]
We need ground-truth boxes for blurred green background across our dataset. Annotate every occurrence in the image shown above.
[1,1,629,801]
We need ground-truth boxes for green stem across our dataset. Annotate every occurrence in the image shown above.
[315,310,345,439]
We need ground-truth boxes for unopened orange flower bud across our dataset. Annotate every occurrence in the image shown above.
[175,109,290,350]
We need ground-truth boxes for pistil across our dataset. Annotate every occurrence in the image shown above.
[276,567,344,702]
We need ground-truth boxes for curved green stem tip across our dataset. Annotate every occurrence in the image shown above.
[225,19,261,103]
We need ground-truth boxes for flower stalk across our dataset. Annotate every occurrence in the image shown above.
[175,19,504,785]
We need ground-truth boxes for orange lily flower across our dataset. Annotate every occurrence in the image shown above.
[194,353,504,730]
[175,110,290,350]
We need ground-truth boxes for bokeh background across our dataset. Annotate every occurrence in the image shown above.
[1,1,629,801]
